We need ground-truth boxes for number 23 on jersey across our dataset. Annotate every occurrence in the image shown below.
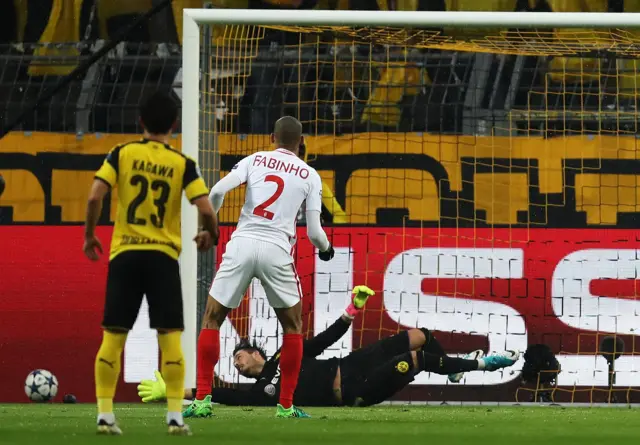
[127,174,171,228]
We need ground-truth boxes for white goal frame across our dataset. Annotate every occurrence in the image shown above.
[179,8,640,387]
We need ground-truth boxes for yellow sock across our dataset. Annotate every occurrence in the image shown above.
[158,331,185,413]
[95,330,128,414]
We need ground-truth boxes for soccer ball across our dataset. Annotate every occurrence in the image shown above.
[25,369,58,402]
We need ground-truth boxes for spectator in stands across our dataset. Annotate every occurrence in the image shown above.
[542,0,608,88]
[514,0,610,132]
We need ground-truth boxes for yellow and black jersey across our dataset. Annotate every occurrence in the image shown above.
[95,139,209,261]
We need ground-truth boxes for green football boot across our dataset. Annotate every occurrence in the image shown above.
[275,404,310,418]
[182,395,213,418]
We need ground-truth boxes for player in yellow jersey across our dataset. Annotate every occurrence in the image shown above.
[82,92,219,436]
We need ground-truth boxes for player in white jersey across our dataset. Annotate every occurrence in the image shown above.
[184,116,334,420]
[221,147,324,255]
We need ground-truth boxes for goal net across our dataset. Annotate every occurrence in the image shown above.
[182,10,640,403]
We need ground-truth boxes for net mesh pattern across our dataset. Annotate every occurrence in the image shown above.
[192,23,640,402]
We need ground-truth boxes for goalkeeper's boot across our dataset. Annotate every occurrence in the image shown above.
[448,349,485,383]
[182,395,213,418]
[482,350,520,371]
[275,404,311,418]
[168,420,193,436]
[97,419,123,436]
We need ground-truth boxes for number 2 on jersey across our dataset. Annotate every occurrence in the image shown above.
[253,174,284,220]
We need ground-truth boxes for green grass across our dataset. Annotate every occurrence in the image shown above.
[1,404,639,445]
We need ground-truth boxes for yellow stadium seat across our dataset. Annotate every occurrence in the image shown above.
[314,0,349,8]
[171,0,250,45]
[12,0,28,42]
[362,62,430,128]
[445,0,517,11]
[616,2,640,103]
[443,0,518,42]
[546,0,608,84]
[261,0,304,6]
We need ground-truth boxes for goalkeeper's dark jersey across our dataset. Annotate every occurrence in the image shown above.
[211,318,350,406]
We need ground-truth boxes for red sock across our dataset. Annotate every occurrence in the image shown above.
[196,328,219,400]
[279,333,303,408]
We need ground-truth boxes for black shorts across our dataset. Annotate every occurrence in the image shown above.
[102,250,184,330]
[339,331,410,405]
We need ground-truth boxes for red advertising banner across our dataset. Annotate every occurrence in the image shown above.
[1,226,639,403]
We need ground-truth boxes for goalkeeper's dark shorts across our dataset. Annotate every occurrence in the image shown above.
[102,250,184,331]
[339,331,410,406]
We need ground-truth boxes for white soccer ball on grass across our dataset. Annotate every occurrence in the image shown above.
[25,369,59,402]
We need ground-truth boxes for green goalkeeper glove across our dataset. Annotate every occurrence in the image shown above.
[344,285,375,319]
[137,370,167,403]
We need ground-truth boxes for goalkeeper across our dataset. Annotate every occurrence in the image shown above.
[139,286,518,408]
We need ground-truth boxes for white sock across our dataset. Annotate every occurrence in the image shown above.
[167,411,184,426]
[97,413,116,425]
[477,359,486,370]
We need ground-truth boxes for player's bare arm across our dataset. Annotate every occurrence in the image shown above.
[306,172,334,261]
[306,209,334,261]
[83,179,109,261]
[199,166,243,250]
[193,196,219,251]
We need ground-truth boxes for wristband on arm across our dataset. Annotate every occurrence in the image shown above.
[343,285,375,320]
[343,303,359,320]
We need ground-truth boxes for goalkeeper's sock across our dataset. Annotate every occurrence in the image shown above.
[167,411,185,427]
[417,351,479,374]
[279,333,303,409]
[158,331,186,418]
[420,328,446,356]
[97,412,116,425]
[195,328,219,400]
[95,330,128,417]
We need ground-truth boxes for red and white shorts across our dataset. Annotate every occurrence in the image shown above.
[209,236,301,309]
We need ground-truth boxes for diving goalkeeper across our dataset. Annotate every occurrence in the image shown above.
[138,286,518,409]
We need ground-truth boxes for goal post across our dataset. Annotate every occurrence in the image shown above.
[182,9,640,28]
[181,8,640,398]
[180,10,201,390]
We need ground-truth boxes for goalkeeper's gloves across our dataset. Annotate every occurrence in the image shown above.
[344,285,375,320]
[137,370,167,403]
[318,244,335,261]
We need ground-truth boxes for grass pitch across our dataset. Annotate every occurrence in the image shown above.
[1,404,638,445]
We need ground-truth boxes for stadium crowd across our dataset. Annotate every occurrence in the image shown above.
[0,0,636,136]
[1,0,637,46]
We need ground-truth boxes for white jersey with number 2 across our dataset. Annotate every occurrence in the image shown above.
[228,148,322,253]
